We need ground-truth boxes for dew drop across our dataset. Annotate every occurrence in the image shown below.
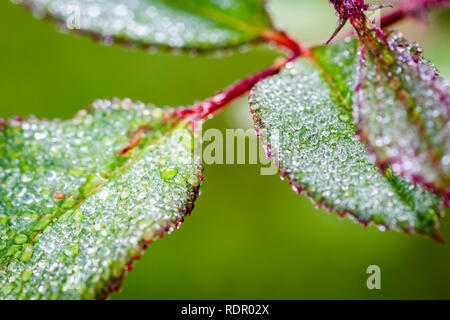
[0,214,8,225]
[14,234,28,244]
[187,174,200,187]
[21,268,33,282]
[161,167,178,180]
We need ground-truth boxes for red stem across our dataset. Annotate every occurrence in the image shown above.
[176,31,302,120]
[176,0,449,120]
[339,0,450,39]
[380,0,450,28]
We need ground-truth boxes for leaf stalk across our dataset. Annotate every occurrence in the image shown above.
[175,31,303,120]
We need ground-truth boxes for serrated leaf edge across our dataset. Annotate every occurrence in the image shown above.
[353,34,450,205]
[16,0,276,55]
[248,57,444,240]
[0,98,204,299]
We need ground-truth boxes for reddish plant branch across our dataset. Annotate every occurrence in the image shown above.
[175,60,286,119]
[379,0,450,28]
[338,0,450,39]
[176,0,449,120]
[176,31,302,120]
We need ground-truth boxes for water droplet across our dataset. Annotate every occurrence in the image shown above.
[20,244,33,262]
[120,188,130,200]
[14,234,28,245]
[161,167,177,180]
[64,245,78,257]
[53,191,65,200]
[0,214,8,225]
[21,268,33,282]
[98,189,109,200]
[187,174,200,187]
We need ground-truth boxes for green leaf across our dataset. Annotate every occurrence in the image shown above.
[354,30,450,204]
[18,0,273,51]
[249,39,443,237]
[0,99,202,299]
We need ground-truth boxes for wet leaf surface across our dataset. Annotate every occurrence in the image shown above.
[250,39,444,237]
[0,99,202,299]
[354,30,450,204]
[18,0,273,51]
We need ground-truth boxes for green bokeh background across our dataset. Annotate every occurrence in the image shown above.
[1,0,450,299]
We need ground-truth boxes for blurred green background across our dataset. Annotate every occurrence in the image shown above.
[1,0,450,299]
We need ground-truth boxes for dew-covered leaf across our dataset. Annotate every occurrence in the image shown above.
[354,29,450,205]
[250,39,443,237]
[17,0,273,51]
[0,99,202,299]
